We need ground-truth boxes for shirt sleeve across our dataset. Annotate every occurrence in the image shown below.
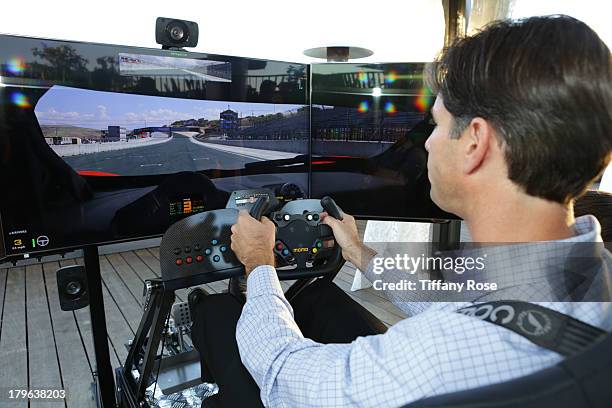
[235,265,441,407]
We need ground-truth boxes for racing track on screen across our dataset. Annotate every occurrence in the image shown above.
[62,132,297,176]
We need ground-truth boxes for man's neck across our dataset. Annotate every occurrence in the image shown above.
[464,194,575,242]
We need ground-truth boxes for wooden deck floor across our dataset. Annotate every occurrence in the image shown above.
[0,238,406,407]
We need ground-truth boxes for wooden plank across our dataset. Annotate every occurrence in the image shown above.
[62,258,122,374]
[71,259,134,366]
[0,267,28,407]
[42,261,96,408]
[134,249,163,278]
[100,282,134,364]
[119,251,160,281]
[99,256,143,332]
[105,253,145,308]
[26,263,64,408]
[148,246,160,259]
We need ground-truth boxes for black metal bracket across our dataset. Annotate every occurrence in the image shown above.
[432,220,462,252]
[120,279,175,405]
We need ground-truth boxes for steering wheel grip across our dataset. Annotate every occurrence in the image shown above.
[249,196,270,220]
[275,196,345,279]
[320,196,343,221]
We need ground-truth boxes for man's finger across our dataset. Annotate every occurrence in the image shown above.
[231,224,237,234]
[321,214,340,228]
[238,209,251,221]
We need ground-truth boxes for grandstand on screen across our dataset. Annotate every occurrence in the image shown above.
[312,106,425,142]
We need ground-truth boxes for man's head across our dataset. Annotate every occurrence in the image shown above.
[424,15,612,216]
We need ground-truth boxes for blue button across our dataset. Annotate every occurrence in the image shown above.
[316,241,323,248]
[282,249,290,256]
[205,248,212,255]
[220,245,227,252]
[213,255,220,262]
[211,239,218,245]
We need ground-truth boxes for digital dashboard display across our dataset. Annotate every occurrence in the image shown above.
[170,196,206,218]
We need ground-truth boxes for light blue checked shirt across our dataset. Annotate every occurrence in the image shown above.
[236,215,612,407]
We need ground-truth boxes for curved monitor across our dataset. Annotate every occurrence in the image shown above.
[0,34,309,260]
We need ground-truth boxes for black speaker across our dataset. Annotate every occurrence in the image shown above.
[56,265,89,311]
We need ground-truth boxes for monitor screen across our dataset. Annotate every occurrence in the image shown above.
[310,62,456,221]
[0,34,309,260]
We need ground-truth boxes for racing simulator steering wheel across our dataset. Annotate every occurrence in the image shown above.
[158,190,345,289]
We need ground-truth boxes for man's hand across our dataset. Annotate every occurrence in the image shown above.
[320,211,376,271]
[230,210,276,276]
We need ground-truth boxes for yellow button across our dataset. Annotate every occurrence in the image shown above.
[312,248,318,254]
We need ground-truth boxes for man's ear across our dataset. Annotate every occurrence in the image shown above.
[462,117,494,174]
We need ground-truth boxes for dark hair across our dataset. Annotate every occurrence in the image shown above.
[574,190,612,246]
[426,15,612,204]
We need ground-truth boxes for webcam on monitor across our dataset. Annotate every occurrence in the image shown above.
[155,17,199,50]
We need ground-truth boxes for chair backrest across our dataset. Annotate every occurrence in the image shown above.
[405,332,612,408]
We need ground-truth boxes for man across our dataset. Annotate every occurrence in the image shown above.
[190,15,612,407]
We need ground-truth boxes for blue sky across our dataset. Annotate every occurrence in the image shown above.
[35,86,305,130]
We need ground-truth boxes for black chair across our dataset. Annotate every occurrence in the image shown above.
[406,332,612,408]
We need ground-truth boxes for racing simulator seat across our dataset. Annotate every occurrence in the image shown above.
[406,331,612,408]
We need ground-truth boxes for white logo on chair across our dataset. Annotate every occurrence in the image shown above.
[516,310,553,337]
[458,304,515,324]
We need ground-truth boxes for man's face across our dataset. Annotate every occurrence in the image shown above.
[424,96,463,213]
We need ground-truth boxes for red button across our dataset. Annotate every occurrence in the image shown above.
[186,256,193,264]
[175,259,183,266]
[276,243,283,250]
[196,255,204,262]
